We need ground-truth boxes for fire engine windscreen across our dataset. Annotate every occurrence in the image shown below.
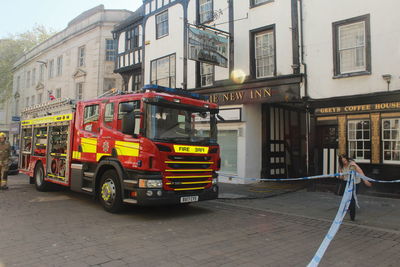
[145,104,217,145]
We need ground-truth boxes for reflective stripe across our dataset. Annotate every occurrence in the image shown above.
[165,175,212,179]
[166,181,211,185]
[72,151,81,159]
[173,187,205,191]
[164,161,214,164]
[96,153,111,161]
[21,113,73,126]
[115,141,139,157]
[81,138,97,153]
[165,169,213,172]
[48,174,66,180]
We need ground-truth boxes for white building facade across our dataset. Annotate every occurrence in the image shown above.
[9,5,132,146]
[304,0,400,185]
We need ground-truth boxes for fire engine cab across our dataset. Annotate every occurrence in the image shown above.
[19,85,220,212]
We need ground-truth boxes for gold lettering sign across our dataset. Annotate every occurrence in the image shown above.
[316,102,400,115]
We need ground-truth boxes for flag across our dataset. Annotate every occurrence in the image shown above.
[48,90,55,100]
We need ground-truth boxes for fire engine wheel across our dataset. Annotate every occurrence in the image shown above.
[34,162,50,191]
[99,170,123,213]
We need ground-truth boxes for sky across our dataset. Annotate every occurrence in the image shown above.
[0,0,143,39]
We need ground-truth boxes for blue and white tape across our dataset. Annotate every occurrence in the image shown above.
[218,171,400,266]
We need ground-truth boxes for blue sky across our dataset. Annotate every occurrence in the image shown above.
[0,0,142,38]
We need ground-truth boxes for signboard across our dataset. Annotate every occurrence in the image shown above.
[188,25,229,68]
[315,102,400,115]
[195,108,242,123]
[12,116,20,122]
[207,84,300,105]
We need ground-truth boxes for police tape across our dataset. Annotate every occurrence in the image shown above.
[218,172,345,181]
[218,171,400,266]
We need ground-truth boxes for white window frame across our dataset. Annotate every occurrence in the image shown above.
[338,21,366,74]
[56,88,61,98]
[76,83,83,100]
[39,64,44,82]
[32,68,36,86]
[200,63,214,87]
[255,30,275,78]
[78,46,86,67]
[199,0,213,24]
[382,118,400,164]
[106,39,116,61]
[156,10,169,39]
[151,54,176,88]
[26,71,31,88]
[48,59,54,78]
[347,119,371,163]
[57,56,63,76]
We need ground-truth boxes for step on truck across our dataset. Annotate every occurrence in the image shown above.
[19,85,220,212]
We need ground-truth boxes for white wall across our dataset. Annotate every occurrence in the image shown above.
[304,0,400,99]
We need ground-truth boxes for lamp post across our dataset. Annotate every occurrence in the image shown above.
[382,74,392,91]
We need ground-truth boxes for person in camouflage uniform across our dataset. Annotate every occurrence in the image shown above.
[0,132,11,190]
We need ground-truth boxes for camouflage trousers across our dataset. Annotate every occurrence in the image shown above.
[0,162,8,188]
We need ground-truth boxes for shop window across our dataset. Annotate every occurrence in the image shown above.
[382,118,400,163]
[348,120,370,162]
[218,130,238,174]
[333,14,370,77]
[83,104,100,133]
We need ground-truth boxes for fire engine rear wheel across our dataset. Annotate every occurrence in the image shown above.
[34,162,50,191]
[99,170,123,213]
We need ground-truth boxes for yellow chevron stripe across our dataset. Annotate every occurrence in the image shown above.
[96,153,111,161]
[72,151,81,159]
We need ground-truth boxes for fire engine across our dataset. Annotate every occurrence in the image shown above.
[19,85,220,212]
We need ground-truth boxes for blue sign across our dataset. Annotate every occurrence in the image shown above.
[11,116,20,122]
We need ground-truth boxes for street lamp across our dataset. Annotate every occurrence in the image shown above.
[382,74,392,91]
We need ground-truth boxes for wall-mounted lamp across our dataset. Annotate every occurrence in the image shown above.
[382,74,392,91]
[36,60,48,68]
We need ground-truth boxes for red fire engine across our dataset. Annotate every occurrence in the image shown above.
[19,85,220,212]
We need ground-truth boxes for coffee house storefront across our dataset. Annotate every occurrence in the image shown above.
[195,75,307,183]
[313,95,400,189]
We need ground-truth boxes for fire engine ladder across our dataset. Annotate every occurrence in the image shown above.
[21,98,75,119]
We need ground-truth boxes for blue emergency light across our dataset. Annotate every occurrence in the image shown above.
[142,84,209,101]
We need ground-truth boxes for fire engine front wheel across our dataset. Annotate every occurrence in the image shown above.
[99,170,123,213]
[34,162,50,191]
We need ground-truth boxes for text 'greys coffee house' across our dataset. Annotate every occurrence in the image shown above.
[314,101,400,181]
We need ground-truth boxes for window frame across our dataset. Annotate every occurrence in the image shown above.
[78,46,86,67]
[199,0,213,24]
[250,24,276,79]
[347,119,371,163]
[48,59,54,79]
[382,118,400,164]
[250,0,274,8]
[332,14,371,78]
[200,62,214,87]
[57,55,63,76]
[156,10,169,39]
[83,104,100,133]
[150,54,176,88]
[106,39,117,61]
[76,83,84,100]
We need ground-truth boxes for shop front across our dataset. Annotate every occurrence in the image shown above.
[195,75,306,183]
[313,97,400,192]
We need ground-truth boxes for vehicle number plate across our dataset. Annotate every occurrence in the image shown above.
[180,196,199,203]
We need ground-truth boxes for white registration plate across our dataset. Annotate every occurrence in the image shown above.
[180,196,199,203]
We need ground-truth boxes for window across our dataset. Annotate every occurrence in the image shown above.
[254,28,275,78]
[16,76,20,90]
[151,54,176,88]
[117,101,140,135]
[156,10,168,39]
[32,68,36,86]
[83,105,100,133]
[25,97,29,107]
[39,64,44,82]
[38,93,42,104]
[200,63,214,87]
[57,56,63,76]
[103,102,114,128]
[348,120,371,162]
[251,0,272,7]
[103,78,116,93]
[199,0,213,24]
[333,15,370,76]
[31,95,35,106]
[76,83,83,100]
[48,59,54,78]
[106,39,116,61]
[132,73,141,92]
[56,88,61,98]
[26,71,31,88]
[125,27,139,51]
[382,119,400,163]
[78,46,85,67]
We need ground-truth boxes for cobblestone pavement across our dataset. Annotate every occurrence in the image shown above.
[1,174,400,267]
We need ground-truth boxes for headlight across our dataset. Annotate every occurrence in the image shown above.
[212,178,218,185]
[139,179,163,188]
